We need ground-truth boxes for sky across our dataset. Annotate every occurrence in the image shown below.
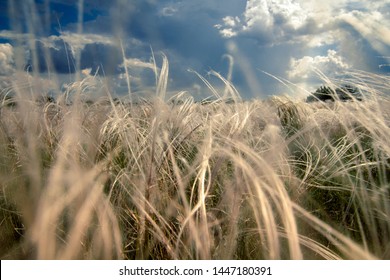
[0,0,390,100]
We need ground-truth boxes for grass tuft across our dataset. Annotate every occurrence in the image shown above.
[1,69,390,259]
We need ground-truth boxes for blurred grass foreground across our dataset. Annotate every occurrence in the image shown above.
[1,1,390,260]
[1,66,390,259]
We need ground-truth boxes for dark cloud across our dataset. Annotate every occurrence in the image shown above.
[2,0,390,99]
[24,39,75,73]
[106,0,239,95]
[24,38,123,76]
[80,43,122,76]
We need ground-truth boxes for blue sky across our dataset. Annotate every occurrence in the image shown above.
[0,0,389,100]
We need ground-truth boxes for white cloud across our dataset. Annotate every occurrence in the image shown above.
[216,0,308,42]
[264,0,307,30]
[121,58,156,70]
[215,0,389,86]
[159,6,178,17]
[0,43,15,76]
[0,30,29,41]
[243,0,273,31]
[46,31,116,57]
[222,16,240,28]
[216,0,390,49]
[287,49,351,81]
[0,30,116,56]
[215,16,242,38]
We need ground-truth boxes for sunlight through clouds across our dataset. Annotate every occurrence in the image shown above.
[216,0,308,41]
[339,10,390,54]
[214,0,390,93]
[0,0,389,98]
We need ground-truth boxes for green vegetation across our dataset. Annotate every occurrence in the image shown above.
[306,84,363,102]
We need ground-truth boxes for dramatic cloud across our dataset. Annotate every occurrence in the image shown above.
[1,0,389,99]
[214,0,390,94]
[216,0,390,52]
[215,0,309,43]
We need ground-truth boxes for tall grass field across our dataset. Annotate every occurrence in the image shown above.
[1,2,390,260]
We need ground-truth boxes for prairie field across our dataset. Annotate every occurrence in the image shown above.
[1,65,389,260]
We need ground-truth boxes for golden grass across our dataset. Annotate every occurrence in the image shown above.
[1,68,389,259]
[1,0,390,258]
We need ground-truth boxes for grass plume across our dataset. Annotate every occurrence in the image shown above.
[1,66,389,259]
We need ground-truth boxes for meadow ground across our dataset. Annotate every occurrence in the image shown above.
[1,68,389,260]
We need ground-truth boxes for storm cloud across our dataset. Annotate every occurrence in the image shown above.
[0,0,389,99]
